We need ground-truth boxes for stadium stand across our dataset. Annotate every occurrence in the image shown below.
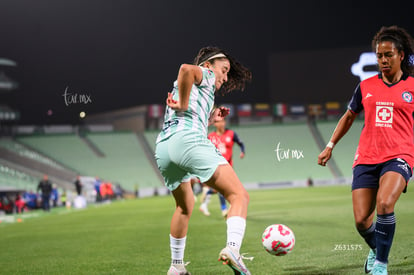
[17,132,163,191]
[86,132,162,189]
[316,119,364,178]
[0,137,76,190]
[0,138,67,170]
[0,162,38,191]
[143,130,159,152]
[227,123,334,184]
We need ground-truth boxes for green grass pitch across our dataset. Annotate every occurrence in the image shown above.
[1,185,414,274]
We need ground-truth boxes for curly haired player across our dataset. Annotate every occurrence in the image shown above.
[318,26,414,275]
[155,46,252,275]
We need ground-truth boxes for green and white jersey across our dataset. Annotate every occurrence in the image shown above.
[156,67,216,144]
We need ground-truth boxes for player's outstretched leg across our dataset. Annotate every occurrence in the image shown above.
[206,164,251,274]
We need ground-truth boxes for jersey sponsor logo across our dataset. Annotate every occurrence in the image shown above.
[402,91,413,103]
[375,105,393,128]
[162,119,179,131]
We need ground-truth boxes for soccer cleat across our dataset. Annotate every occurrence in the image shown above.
[218,246,251,275]
[199,204,210,216]
[222,209,228,218]
[371,262,387,275]
[364,249,376,273]
[167,264,191,275]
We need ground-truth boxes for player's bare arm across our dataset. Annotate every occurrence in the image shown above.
[166,64,203,111]
[318,109,357,166]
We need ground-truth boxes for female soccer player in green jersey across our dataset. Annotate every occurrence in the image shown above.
[155,46,252,275]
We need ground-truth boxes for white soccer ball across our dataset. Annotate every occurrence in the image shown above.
[262,224,295,256]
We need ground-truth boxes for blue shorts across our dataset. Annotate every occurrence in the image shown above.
[352,158,412,191]
[155,130,228,191]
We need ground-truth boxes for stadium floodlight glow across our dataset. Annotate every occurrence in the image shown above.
[0,58,17,67]
[0,58,18,92]
[351,52,377,81]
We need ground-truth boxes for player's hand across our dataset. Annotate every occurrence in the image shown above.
[213,106,230,120]
[317,148,332,166]
[166,92,186,111]
[209,106,230,125]
[240,152,245,159]
[217,106,230,118]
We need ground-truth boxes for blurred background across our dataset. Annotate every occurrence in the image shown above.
[0,0,413,212]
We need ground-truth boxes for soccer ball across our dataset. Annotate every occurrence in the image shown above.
[262,224,295,256]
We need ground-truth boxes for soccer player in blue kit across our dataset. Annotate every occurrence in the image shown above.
[155,47,252,275]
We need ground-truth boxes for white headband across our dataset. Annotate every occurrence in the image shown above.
[198,53,227,66]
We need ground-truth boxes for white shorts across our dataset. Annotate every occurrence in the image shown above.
[155,130,228,191]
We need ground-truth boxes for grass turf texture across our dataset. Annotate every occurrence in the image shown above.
[1,185,414,274]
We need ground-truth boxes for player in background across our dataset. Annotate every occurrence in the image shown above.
[190,176,202,202]
[318,26,414,275]
[199,119,245,218]
[155,46,252,275]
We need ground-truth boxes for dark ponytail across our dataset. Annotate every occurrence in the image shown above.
[193,46,252,95]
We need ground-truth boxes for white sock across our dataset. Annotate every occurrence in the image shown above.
[170,234,186,265]
[200,186,209,202]
[205,194,212,205]
[226,216,246,251]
